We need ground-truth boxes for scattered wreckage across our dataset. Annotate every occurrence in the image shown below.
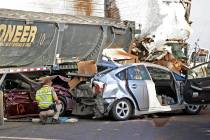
[1,0,210,121]
[64,60,210,121]
[2,60,210,121]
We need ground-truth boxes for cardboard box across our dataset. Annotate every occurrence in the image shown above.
[77,60,97,74]
[68,77,81,91]
[68,60,97,90]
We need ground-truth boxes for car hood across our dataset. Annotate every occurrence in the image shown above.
[39,75,70,89]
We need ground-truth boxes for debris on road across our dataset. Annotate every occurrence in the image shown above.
[32,117,78,124]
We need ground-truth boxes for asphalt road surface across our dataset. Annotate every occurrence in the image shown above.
[0,109,210,140]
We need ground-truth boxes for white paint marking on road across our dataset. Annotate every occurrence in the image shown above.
[0,136,59,140]
[96,128,102,131]
[131,119,150,122]
[205,130,210,133]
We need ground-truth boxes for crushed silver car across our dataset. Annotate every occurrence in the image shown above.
[92,63,209,121]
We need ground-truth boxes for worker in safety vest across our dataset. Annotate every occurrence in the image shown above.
[35,77,62,124]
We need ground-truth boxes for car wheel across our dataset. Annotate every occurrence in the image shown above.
[59,97,67,116]
[3,104,7,118]
[183,104,202,115]
[111,99,132,121]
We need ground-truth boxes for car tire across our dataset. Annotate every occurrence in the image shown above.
[111,99,132,121]
[183,104,202,115]
[59,97,67,116]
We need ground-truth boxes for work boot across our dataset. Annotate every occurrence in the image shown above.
[40,117,47,125]
[51,118,60,124]
[41,121,46,125]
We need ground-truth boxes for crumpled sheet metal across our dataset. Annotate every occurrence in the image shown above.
[145,47,188,72]
[146,49,169,61]
[103,48,139,64]
[103,48,132,60]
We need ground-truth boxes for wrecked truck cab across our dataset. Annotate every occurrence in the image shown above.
[91,63,210,121]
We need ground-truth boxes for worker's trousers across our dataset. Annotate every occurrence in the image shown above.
[39,104,62,123]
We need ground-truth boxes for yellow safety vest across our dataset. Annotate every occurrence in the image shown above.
[35,85,54,109]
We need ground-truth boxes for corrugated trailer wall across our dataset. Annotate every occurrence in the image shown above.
[0,9,134,68]
[0,0,105,17]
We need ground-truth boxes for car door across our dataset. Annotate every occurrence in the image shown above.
[183,77,210,104]
[127,65,151,110]
[3,78,38,118]
[146,66,178,105]
[183,61,210,104]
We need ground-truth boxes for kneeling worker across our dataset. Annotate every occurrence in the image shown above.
[35,78,62,124]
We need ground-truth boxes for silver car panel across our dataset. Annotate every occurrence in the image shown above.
[128,80,149,110]
[93,62,188,116]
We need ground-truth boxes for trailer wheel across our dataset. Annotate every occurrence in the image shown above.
[111,99,132,121]
[183,104,202,115]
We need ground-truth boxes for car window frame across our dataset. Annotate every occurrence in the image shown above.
[115,65,151,81]
[146,66,174,81]
[3,78,32,91]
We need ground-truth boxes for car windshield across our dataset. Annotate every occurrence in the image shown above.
[147,67,171,80]
[95,68,115,77]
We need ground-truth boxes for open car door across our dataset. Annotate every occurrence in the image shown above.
[183,78,210,104]
[183,61,210,104]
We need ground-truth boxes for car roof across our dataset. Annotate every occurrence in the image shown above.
[117,62,171,72]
